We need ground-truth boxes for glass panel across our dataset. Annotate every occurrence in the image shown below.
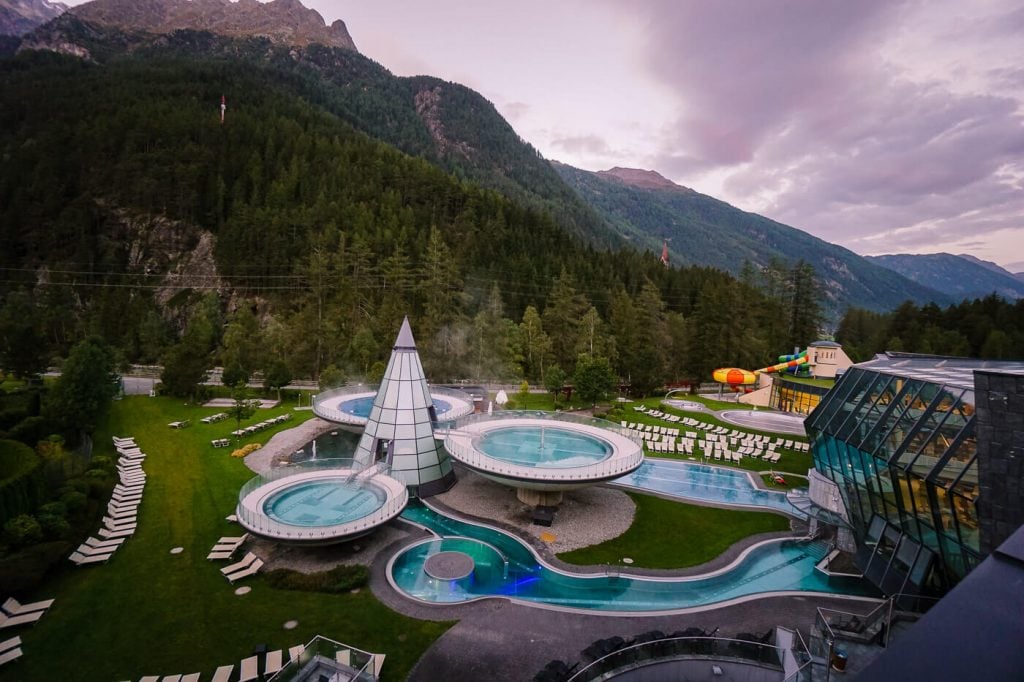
[895,387,964,470]
[952,493,980,552]
[880,381,934,465]
[851,379,901,451]
[836,374,893,442]
[930,416,976,487]
[818,369,873,434]
[862,379,924,459]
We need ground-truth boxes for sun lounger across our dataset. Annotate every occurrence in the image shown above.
[264,649,283,676]
[226,558,263,583]
[104,516,137,529]
[0,637,20,653]
[69,551,116,566]
[211,665,234,682]
[181,674,200,682]
[109,501,140,513]
[216,534,249,546]
[112,436,136,445]
[288,645,305,663]
[0,646,21,666]
[161,675,182,682]
[239,655,259,682]
[206,550,236,561]
[0,610,43,629]
[85,536,125,550]
[74,543,122,557]
[2,597,54,616]
[220,552,258,576]
[98,527,135,539]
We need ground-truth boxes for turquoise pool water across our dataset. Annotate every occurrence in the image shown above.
[476,426,613,468]
[264,479,386,527]
[339,396,452,418]
[616,459,802,517]
[391,504,876,611]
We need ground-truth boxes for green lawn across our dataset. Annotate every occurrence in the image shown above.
[0,397,449,682]
[557,492,791,569]
[778,376,836,389]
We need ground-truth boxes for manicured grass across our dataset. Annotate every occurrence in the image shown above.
[557,492,791,569]
[778,376,836,389]
[0,397,450,682]
[501,391,595,411]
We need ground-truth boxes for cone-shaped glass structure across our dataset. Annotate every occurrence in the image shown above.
[353,317,456,497]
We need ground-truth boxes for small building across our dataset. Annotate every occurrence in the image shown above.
[805,340,853,379]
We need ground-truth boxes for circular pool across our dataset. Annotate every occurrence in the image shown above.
[445,413,643,492]
[236,463,409,545]
[264,478,386,527]
[476,426,613,468]
[313,386,474,426]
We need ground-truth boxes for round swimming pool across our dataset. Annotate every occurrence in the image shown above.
[264,478,386,527]
[339,396,452,418]
[476,426,613,468]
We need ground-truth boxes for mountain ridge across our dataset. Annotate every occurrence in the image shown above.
[866,253,1024,301]
[555,163,953,315]
[0,0,66,36]
[69,0,357,51]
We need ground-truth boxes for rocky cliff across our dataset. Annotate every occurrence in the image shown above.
[70,0,356,51]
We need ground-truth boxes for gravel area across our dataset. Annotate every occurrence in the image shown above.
[248,524,409,573]
[434,468,635,553]
[243,415,338,474]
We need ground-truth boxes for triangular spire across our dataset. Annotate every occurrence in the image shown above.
[394,316,416,350]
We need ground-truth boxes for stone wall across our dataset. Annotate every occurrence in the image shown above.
[974,370,1024,555]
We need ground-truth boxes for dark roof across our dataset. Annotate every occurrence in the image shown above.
[857,523,1024,681]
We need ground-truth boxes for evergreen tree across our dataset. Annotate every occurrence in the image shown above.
[518,305,551,381]
[0,290,49,380]
[543,269,590,371]
[573,355,616,407]
[45,337,120,438]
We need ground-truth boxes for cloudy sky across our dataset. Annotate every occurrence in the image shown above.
[64,0,1024,269]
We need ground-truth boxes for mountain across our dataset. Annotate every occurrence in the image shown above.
[70,0,357,51]
[866,253,1024,301]
[19,7,622,248]
[0,0,66,36]
[555,163,952,314]
[957,254,1024,284]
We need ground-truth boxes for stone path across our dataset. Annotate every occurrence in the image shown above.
[243,417,339,474]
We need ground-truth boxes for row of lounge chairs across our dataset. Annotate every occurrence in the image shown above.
[200,412,228,424]
[70,436,146,566]
[136,643,311,682]
[229,413,292,438]
[0,598,56,667]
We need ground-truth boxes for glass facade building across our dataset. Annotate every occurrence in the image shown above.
[805,353,1024,596]
[769,377,832,415]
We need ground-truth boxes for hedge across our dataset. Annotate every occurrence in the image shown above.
[0,439,48,527]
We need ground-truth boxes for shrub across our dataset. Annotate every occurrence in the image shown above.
[0,407,28,430]
[60,490,88,512]
[0,540,73,593]
[7,416,56,446]
[231,443,262,458]
[85,468,109,480]
[38,501,67,517]
[4,514,42,547]
[38,513,70,539]
[265,564,368,594]
[90,455,113,469]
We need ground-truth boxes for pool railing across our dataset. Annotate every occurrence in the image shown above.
[236,459,409,542]
[312,385,376,424]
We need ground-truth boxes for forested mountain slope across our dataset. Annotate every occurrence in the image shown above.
[866,253,1024,301]
[555,163,951,315]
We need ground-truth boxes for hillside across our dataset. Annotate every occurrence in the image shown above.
[19,7,622,249]
[866,253,1024,301]
[555,163,951,315]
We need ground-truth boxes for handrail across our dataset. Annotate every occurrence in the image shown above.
[566,636,783,682]
[312,385,376,424]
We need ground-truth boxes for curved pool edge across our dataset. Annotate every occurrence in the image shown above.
[384,501,880,617]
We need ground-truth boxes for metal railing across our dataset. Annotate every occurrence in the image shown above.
[566,636,785,682]
[235,459,408,541]
[444,412,644,482]
[267,635,379,681]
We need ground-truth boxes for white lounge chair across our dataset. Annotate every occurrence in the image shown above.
[75,543,121,557]
[0,637,20,653]
[288,645,305,663]
[239,655,259,682]
[211,665,234,682]
[206,549,238,561]
[0,610,43,629]
[98,527,135,539]
[264,649,283,676]
[226,558,263,584]
[69,551,115,566]
[216,534,249,546]
[84,537,125,550]
[0,646,21,666]
[103,516,137,529]
[160,675,182,682]
[2,597,54,616]
[139,676,159,682]
[220,552,258,576]
[181,674,200,682]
